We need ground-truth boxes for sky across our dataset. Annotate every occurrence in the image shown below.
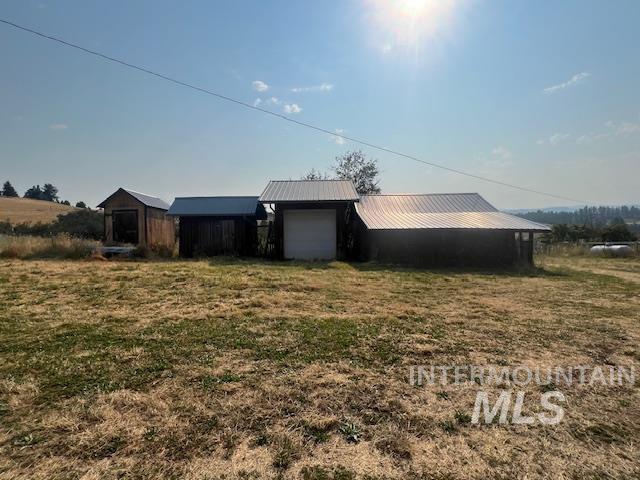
[1,0,639,209]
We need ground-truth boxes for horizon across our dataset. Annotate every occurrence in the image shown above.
[1,1,639,209]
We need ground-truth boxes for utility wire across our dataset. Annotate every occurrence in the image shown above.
[1,18,591,204]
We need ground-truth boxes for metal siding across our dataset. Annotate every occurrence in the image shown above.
[259,180,359,202]
[356,194,550,231]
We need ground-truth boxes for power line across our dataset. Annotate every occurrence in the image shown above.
[1,18,590,204]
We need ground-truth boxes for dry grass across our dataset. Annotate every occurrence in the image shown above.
[0,197,78,225]
[0,234,99,259]
[0,256,639,479]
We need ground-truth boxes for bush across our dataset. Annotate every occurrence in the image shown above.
[0,234,99,259]
[54,209,103,239]
[3,210,104,240]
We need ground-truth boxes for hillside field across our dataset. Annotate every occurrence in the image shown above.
[0,256,638,479]
[0,197,78,225]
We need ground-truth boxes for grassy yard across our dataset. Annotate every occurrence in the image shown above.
[0,256,639,479]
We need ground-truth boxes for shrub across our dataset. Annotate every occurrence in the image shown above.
[0,234,99,259]
[5,210,104,240]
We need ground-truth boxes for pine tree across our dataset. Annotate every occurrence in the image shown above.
[2,181,18,197]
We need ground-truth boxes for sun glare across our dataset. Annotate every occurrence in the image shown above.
[398,0,430,18]
[365,0,460,54]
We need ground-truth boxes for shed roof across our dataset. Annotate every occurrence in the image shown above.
[259,180,359,203]
[97,188,170,210]
[167,196,266,218]
[356,193,551,231]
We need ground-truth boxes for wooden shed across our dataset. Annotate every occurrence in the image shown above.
[259,180,359,260]
[97,188,176,248]
[167,196,267,257]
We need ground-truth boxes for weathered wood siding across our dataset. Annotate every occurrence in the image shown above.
[145,207,177,249]
[178,216,258,257]
[102,190,175,248]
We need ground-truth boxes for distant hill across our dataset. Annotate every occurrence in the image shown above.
[505,204,640,215]
[0,197,79,225]
[505,206,586,214]
[513,205,640,234]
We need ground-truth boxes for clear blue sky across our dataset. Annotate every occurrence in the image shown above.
[1,0,639,209]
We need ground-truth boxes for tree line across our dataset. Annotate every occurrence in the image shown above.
[544,221,637,243]
[519,206,639,242]
[1,180,87,208]
[517,205,640,227]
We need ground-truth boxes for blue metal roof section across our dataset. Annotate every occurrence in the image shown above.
[167,196,267,218]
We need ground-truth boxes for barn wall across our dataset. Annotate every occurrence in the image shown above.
[145,207,176,249]
[178,216,259,258]
[272,202,352,260]
[102,190,145,245]
[360,228,520,267]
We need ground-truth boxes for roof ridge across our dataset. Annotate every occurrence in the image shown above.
[123,188,164,199]
[174,196,258,199]
[361,192,481,197]
[268,179,353,183]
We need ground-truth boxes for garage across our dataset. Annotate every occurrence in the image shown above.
[259,179,360,261]
[284,209,336,260]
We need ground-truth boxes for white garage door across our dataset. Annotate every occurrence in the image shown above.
[284,209,336,260]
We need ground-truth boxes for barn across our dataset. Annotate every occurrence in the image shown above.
[167,196,267,257]
[259,180,359,260]
[354,193,550,266]
[97,188,176,248]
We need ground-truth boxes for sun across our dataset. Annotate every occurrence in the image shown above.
[398,0,430,18]
[365,0,461,53]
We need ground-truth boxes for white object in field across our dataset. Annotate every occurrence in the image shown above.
[283,209,336,260]
[590,244,633,257]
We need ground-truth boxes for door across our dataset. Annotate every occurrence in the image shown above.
[283,209,336,260]
[112,210,138,244]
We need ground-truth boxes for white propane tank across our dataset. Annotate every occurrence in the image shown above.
[590,244,633,257]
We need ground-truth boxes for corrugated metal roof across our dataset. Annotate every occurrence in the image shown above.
[124,189,171,210]
[259,180,359,202]
[167,196,266,218]
[356,193,551,231]
[97,188,170,210]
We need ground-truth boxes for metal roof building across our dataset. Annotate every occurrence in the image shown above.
[167,196,266,218]
[168,196,266,258]
[354,193,549,266]
[97,187,175,248]
[356,193,550,231]
[259,179,359,260]
[259,180,359,203]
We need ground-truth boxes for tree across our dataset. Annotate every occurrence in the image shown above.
[2,181,18,197]
[332,150,381,194]
[602,223,636,242]
[24,185,44,200]
[75,201,87,209]
[42,183,59,202]
[61,200,71,206]
[300,168,329,181]
[53,209,103,239]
